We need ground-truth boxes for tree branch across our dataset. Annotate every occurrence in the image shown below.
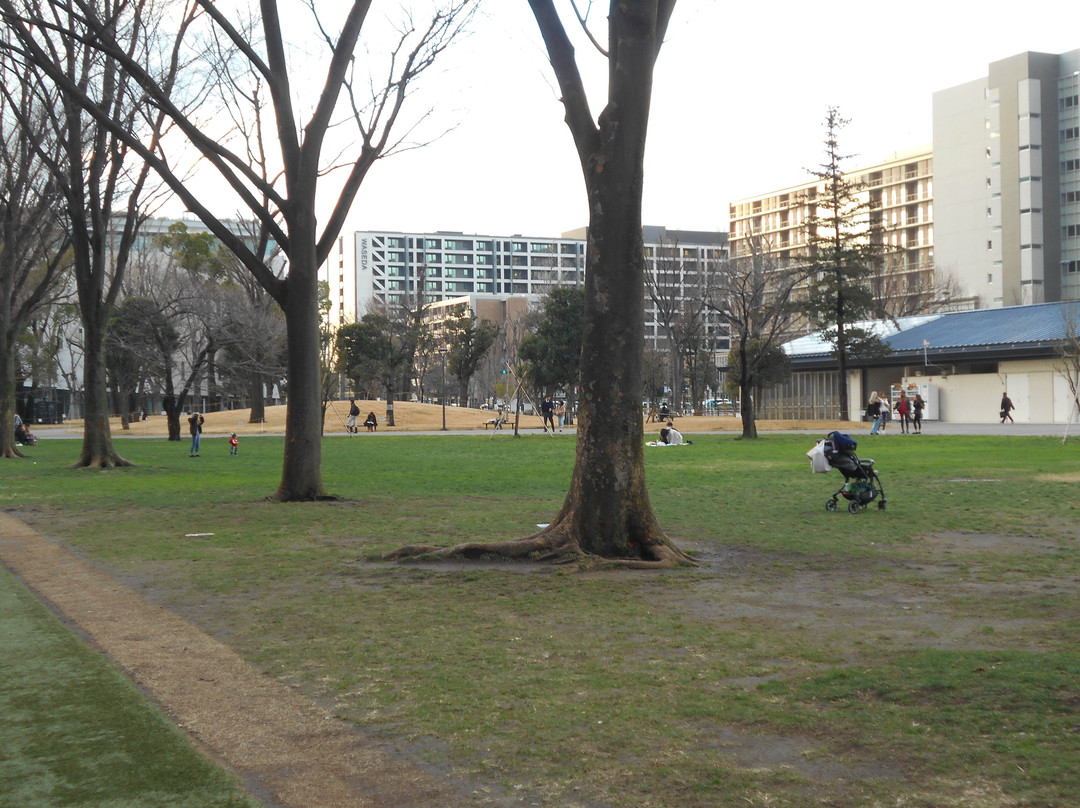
[527,0,600,173]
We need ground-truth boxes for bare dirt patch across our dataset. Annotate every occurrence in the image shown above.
[34,401,862,439]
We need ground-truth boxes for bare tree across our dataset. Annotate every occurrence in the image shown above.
[216,272,286,424]
[389,1,692,567]
[708,233,804,438]
[483,309,530,435]
[119,228,247,439]
[1056,303,1080,444]
[0,0,476,496]
[871,253,973,319]
[643,235,714,415]
[0,59,71,458]
[0,0,195,467]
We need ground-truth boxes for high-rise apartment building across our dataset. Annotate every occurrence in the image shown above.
[730,49,1080,312]
[324,230,586,324]
[728,146,936,312]
[933,49,1080,307]
[322,226,730,354]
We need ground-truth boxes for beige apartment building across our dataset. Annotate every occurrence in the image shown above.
[728,146,938,317]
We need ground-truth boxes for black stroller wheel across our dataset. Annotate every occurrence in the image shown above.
[848,500,861,514]
[825,499,837,512]
[878,500,887,511]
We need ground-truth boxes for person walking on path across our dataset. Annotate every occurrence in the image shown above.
[555,400,566,432]
[188,412,204,457]
[346,399,360,434]
[1000,392,1016,424]
[912,394,925,433]
[540,395,556,432]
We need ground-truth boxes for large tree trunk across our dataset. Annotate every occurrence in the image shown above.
[739,383,758,439]
[75,328,131,468]
[0,341,27,459]
[536,2,688,565]
[387,1,691,568]
[163,395,185,441]
[271,236,327,501]
[738,340,758,439]
[249,372,265,423]
[384,384,396,427]
[547,197,679,559]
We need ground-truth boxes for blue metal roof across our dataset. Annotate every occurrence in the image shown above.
[785,315,940,357]
[887,301,1080,352]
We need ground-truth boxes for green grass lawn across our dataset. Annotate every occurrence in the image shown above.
[2,431,1079,807]
[0,562,260,808]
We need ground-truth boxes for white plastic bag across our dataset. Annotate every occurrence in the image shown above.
[806,440,831,474]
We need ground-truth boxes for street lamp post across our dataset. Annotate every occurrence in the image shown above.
[438,348,448,431]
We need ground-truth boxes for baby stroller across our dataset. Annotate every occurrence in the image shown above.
[814,431,887,514]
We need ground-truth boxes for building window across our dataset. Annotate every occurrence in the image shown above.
[988,273,993,284]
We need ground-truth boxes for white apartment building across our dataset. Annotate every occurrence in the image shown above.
[325,230,586,324]
[322,226,730,354]
[934,49,1080,307]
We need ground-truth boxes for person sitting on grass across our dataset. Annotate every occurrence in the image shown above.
[648,422,691,446]
[364,412,378,432]
[664,421,684,445]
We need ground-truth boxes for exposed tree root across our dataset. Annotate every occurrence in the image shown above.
[265,492,343,503]
[70,453,135,469]
[383,521,697,569]
[1,446,28,459]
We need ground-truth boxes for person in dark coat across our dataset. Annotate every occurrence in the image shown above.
[1000,392,1015,424]
[912,394,925,433]
[347,399,360,433]
[540,395,556,432]
[188,412,204,456]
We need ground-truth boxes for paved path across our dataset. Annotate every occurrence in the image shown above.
[0,512,472,808]
[32,422,1076,439]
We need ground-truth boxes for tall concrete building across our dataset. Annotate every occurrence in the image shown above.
[933,49,1080,307]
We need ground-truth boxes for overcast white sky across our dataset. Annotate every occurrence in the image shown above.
[194,1,1080,240]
